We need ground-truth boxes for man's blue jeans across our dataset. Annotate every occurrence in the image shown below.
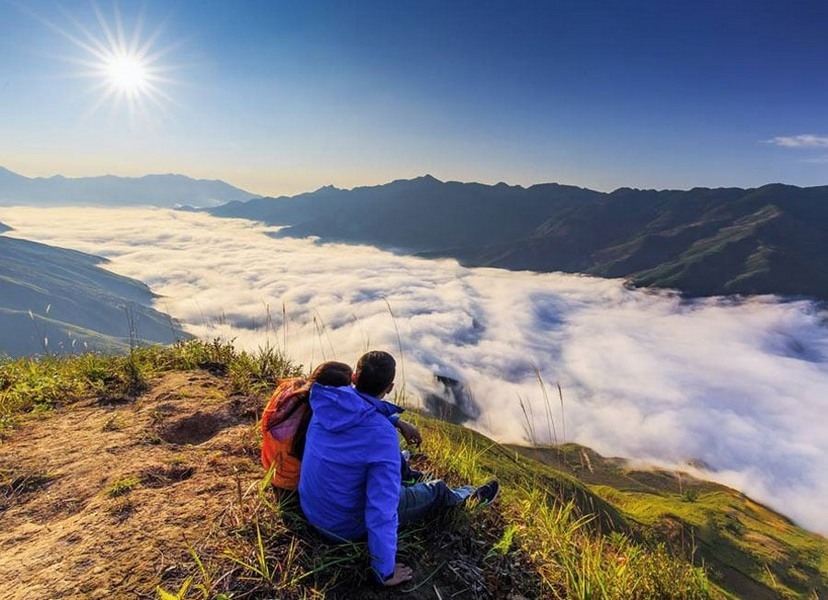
[397,480,475,526]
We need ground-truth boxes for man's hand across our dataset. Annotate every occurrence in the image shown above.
[383,563,414,587]
[396,419,422,446]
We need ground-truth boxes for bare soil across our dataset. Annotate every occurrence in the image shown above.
[0,371,261,599]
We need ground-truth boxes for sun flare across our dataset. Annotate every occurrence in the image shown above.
[105,53,149,93]
[44,2,178,120]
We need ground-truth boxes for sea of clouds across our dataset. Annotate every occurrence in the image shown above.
[2,206,827,534]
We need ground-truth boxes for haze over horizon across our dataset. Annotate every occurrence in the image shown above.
[1,1,827,196]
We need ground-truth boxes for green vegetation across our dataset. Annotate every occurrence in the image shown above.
[0,339,302,433]
[106,475,143,498]
[410,415,713,599]
[512,444,828,599]
[1,340,825,598]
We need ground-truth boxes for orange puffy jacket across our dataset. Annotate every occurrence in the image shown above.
[261,378,312,490]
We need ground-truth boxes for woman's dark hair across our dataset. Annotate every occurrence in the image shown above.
[289,361,353,459]
[354,351,396,397]
[309,361,352,387]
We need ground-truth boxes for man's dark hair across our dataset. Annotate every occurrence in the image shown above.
[310,361,352,387]
[354,351,396,397]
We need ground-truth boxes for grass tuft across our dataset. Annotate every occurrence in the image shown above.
[106,476,142,498]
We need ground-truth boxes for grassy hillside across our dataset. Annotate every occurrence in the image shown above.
[512,445,828,599]
[0,232,189,357]
[1,341,825,598]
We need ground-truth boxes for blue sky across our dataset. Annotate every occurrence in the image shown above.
[1,0,827,195]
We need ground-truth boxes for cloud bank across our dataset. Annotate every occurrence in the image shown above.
[2,207,827,535]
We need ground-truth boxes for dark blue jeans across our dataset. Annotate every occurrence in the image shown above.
[397,480,475,526]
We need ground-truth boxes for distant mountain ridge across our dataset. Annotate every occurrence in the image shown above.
[0,166,258,208]
[208,176,828,300]
[0,226,188,357]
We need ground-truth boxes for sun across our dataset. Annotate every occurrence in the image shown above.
[105,53,149,93]
[41,2,178,120]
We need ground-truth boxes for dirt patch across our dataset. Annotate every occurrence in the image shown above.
[158,411,226,445]
[0,466,53,512]
[0,370,262,599]
[139,463,196,488]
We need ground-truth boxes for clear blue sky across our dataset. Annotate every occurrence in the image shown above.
[1,0,827,195]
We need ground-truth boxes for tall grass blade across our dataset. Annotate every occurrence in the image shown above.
[383,298,406,398]
[533,366,558,445]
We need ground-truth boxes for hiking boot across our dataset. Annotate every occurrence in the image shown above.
[470,480,499,508]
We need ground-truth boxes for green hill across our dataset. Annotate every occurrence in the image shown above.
[1,341,825,598]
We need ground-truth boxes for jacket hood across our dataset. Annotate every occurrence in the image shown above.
[309,383,403,433]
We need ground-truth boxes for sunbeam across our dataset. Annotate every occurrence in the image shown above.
[31,1,180,121]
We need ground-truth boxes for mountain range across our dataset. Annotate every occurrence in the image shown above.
[209,175,828,300]
[0,221,188,357]
[0,166,258,208]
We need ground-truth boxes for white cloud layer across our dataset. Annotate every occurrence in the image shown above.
[2,207,828,535]
[768,134,828,148]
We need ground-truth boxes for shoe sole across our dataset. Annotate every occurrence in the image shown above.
[471,485,499,509]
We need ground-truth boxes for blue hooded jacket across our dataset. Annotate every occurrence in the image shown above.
[298,383,404,580]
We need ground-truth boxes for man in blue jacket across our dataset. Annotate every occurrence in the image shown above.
[299,351,499,587]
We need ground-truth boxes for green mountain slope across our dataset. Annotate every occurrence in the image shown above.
[511,444,828,599]
[208,177,828,300]
[496,184,828,299]
[0,231,189,357]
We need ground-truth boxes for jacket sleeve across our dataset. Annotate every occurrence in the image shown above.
[364,424,402,581]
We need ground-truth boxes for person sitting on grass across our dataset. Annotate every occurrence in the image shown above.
[299,350,499,587]
[261,361,351,490]
[261,360,424,491]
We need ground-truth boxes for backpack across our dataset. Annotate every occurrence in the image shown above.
[260,378,313,490]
